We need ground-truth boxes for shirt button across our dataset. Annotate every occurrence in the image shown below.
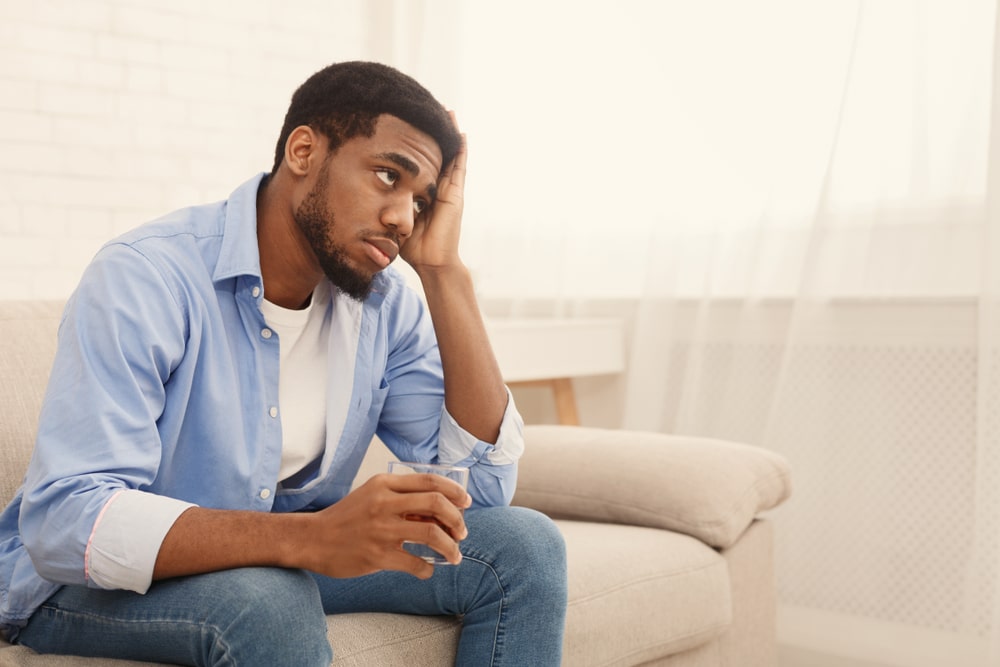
[261,328,272,339]
[259,488,271,500]
[251,286,261,298]
[269,406,278,418]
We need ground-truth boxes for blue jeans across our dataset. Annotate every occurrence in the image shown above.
[16,506,567,666]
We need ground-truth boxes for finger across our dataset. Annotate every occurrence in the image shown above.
[447,133,467,193]
[382,472,472,508]
[399,504,468,542]
[401,213,426,252]
[439,110,467,190]
[391,490,468,541]
[397,517,465,565]
[380,546,436,579]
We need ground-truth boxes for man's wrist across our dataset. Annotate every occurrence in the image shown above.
[413,261,472,292]
[277,512,318,570]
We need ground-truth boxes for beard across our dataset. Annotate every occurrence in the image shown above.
[293,171,374,302]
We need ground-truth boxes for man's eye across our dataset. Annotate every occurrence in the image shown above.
[376,169,398,186]
[413,200,427,214]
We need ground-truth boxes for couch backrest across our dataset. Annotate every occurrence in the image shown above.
[0,301,64,506]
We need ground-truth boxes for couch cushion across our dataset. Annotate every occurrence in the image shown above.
[326,613,460,666]
[514,425,792,549]
[558,520,730,666]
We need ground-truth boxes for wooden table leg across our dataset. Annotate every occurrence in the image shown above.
[550,378,580,426]
[507,378,580,426]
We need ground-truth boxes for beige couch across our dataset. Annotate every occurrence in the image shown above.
[0,300,792,666]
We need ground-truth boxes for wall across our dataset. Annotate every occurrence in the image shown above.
[0,0,380,300]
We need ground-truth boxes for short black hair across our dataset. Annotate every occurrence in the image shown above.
[271,61,460,174]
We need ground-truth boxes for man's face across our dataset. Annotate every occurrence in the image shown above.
[293,114,444,301]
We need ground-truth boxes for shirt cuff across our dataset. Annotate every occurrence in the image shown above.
[86,489,196,593]
[438,387,525,466]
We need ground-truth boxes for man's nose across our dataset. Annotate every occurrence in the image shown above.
[381,195,415,239]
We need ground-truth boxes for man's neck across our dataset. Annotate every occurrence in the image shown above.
[256,173,324,310]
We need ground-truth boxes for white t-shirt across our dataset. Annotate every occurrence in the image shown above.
[260,281,333,482]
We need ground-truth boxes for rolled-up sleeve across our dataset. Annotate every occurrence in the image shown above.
[436,387,525,508]
[437,387,525,467]
[86,490,195,593]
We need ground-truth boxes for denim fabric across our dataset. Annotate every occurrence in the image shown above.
[18,568,332,666]
[16,507,567,667]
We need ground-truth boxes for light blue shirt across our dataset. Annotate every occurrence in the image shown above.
[0,173,524,639]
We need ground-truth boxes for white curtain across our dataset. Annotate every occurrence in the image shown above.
[442,1,1000,664]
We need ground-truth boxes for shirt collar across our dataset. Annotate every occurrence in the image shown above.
[212,172,268,283]
[211,171,397,308]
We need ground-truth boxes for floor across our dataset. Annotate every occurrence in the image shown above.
[778,645,896,667]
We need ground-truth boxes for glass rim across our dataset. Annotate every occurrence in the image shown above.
[388,461,470,474]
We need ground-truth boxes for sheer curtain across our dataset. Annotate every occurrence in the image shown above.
[443,1,1000,664]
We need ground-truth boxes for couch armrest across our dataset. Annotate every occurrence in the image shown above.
[512,425,792,549]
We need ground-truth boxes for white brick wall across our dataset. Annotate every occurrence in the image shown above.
[0,0,385,299]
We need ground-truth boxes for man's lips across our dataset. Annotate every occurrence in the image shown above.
[363,237,399,269]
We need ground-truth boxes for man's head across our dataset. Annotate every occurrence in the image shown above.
[264,63,459,304]
[271,61,460,175]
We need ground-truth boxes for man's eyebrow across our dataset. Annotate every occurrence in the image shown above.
[377,152,419,176]
[376,152,438,201]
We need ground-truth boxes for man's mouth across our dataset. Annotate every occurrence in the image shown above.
[363,237,399,269]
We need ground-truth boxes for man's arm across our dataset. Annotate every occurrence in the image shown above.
[401,122,509,444]
[153,472,471,582]
[419,265,508,443]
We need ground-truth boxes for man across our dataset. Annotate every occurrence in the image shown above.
[0,61,567,666]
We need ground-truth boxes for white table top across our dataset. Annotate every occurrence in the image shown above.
[484,317,626,383]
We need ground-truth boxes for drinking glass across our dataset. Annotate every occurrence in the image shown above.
[388,461,470,565]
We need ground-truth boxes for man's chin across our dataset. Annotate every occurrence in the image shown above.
[322,265,375,302]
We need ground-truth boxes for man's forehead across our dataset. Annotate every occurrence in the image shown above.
[368,114,444,175]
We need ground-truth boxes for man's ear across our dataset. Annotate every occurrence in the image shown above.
[284,126,319,177]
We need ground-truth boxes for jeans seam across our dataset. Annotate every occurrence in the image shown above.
[458,553,506,666]
[34,602,236,666]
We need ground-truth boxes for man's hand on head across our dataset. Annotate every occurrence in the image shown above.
[400,111,468,276]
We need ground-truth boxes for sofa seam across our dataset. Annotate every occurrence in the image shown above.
[568,559,726,605]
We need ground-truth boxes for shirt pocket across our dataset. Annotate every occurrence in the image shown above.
[368,379,390,422]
